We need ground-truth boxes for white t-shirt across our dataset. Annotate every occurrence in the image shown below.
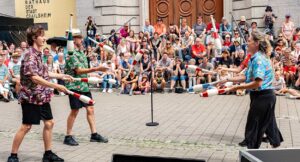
[272,77,285,90]
[8,61,21,77]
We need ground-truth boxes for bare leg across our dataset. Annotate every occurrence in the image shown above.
[66,109,79,135]
[11,124,32,153]
[86,106,97,134]
[43,120,54,151]
[181,80,186,89]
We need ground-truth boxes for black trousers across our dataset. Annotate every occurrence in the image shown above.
[245,89,283,149]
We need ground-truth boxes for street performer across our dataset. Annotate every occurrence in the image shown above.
[222,31,283,149]
[7,26,72,162]
[63,29,108,146]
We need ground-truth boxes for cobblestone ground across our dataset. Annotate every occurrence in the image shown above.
[1,92,300,162]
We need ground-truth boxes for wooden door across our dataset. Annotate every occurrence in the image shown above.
[196,0,224,24]
[149,0,175,26]
[149,0,223,27]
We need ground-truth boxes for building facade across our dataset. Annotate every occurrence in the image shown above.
[1,0,300,37]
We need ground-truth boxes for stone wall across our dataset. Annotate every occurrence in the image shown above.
[0,0,15,17]
[231,0,300,35]
[76,0,140,36]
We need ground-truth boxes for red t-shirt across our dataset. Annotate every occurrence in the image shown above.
[206,23,220,32]
[239,53,251,69]
[4,59,10,67]
[192,44,206,58]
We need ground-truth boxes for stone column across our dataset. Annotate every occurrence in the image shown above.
[139,0,149,30]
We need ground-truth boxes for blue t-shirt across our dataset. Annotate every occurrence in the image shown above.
[120,59,133,69]
[244,52,274,91]
[0,64,8,80]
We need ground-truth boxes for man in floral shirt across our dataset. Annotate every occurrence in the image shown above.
[8,26,72,162]
[64,29,108,146]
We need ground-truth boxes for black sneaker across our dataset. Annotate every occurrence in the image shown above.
[7,156,19,162]
[63,136,79,146]
[90,133,108,143]
[238,140,247,147]
[42,152,64,162]
[262,137,269,143]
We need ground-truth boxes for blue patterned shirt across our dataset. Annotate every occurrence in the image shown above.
[244,52,274,91]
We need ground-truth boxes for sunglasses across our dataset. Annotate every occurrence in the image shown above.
[234,33,239,35]
[278,36,283,37]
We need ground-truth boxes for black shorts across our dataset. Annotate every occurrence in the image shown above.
[21,103,53,125]
[68,90,94,109]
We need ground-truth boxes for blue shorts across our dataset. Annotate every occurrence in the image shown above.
[171,75,186,81]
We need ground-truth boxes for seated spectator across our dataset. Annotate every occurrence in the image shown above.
[89,53,101,78]
[0,55,10,102]
[138,73,150,95]
[120,23,129,38]
[170,58,186,91]
[237,16,250,40]
[219,50,233,68]
[249,22,258,35]
[223,34,232,49]
[164,41,175,60]
[192,37,206,64]
[229,38,246,59]
[154,17,167,37]
[140,52,151,75]
[143,19,155,37]
[180,18,192,38]
[102,60,116,93]
[117,52,133,81]
[168,23,179,37]
[153,68,166,92]
[150,32,161,61]
[206,16,220,32]
[273,71,286,94]
[180,31,193,60]
[117,38,129,57]
[234,50,245,67]
[8,52,21,94]
[199,56,215,83]
[281,48,296,86]
[219,17,232,39]
[192,15,206,38]
[157,53,173,81]
[186,59,197,93]
[121,70,138,96]
[126,30,138,55]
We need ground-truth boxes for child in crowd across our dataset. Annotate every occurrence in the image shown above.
[139,73,150,95]
[186,59,197,93]
[273,70,286,95]
[0,55,10,102]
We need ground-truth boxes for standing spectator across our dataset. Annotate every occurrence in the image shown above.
[192,15,207,38]
[120,23,130,38]
[192,38,206,63]
[282,14,295,45]
[42,47,50,63]
[143,19,155,37]
[20,41,28,54]
[85,16,97,42]
[170,58,186,91]
[263,6,276,37]
[50,42,58,62]
[0,55,9,102]
[154,17,167,37]
[55,52,66,95]
[219,17,232,39]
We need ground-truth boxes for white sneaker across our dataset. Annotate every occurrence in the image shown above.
[102,89,107,93]
[108,89,113,93]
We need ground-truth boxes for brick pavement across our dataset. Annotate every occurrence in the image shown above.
[0,93,300,162]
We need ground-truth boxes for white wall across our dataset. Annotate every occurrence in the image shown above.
[0,0,15,16]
